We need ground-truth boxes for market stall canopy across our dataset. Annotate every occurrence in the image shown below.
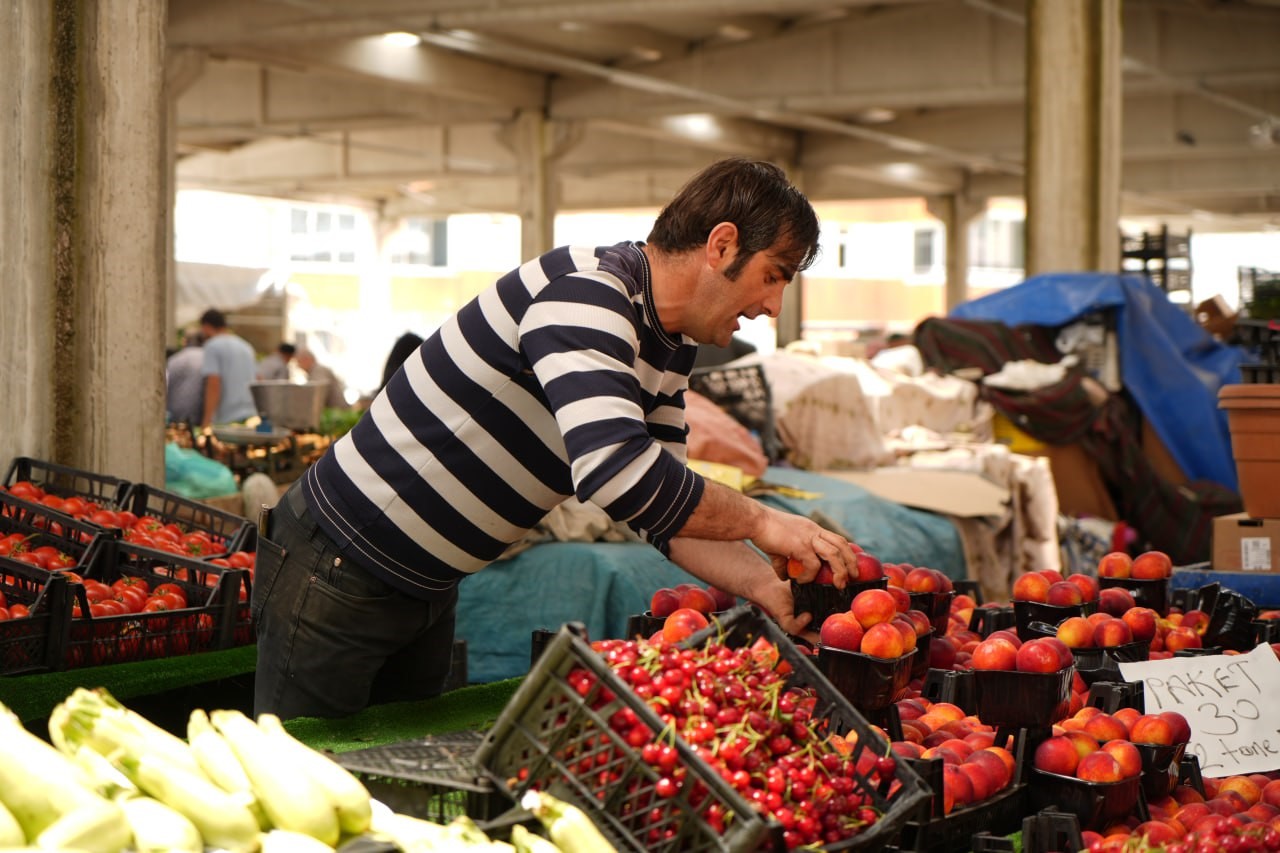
[174,261,275,328]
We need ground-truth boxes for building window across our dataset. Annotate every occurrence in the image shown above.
[288,205,360,265]
[970,215,1025,271]
[913,227,937,274]
[391,218,449,267]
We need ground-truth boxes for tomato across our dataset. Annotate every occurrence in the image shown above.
[8,604,30,618]
[88,602,113,618]
[84,583,112,604]
[112,576,151,596]
[89,509,120,528]
[152,583,188,608]
[116,510,138,529]
[39,495,67,513]
[58,570,84,584]
[7,481,43,501]
[153,591,186,611]
[208,557,231,567]
[228,550,256,570]
[0,606,9,621]
[11,553,44,569]
[95,598,128,617]
[60,496,88,516]
[114,587,148,613]
[46,551,77,570]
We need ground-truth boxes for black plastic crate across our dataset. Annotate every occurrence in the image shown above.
[63,538,250,668]
[1026,768,1144,832]
[3,456,131,510]
[120,483,254,556]
[0,556,76,675]
[334,730,510,824]
[0,490,109,564]
[474,606,932,852]
[972,667,1072,730]
[920,669,976,716]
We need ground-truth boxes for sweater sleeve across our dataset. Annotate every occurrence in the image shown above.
[519,268,704,548]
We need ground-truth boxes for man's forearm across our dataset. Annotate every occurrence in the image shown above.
[676,479,767,540]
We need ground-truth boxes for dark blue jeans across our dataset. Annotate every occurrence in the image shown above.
[252,482,458,719]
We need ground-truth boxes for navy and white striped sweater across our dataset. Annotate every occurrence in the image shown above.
[301,242,707,599]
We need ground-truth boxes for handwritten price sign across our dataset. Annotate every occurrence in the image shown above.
[1118,644,1280,777]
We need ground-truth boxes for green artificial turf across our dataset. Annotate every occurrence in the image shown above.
[1,644,258,725]
[284,678,524,753]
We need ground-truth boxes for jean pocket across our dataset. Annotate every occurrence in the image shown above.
[316,558,397,602]
[249,537,286,624]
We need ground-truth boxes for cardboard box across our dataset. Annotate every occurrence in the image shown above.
[1213,512,1280,573]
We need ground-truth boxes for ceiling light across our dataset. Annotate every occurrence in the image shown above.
[381,32,421,48]
[883,162,921,180]
[663,114,720,141]
[855,107,897,125]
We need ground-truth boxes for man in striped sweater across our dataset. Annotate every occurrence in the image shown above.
[253,158,857,719]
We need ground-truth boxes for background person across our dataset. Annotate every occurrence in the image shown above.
[252,158,853,720]
[198,308,259,428]
[295,347,348,409]
[379,332,425,392]
[165,330,204,426]
[256,342,297,381]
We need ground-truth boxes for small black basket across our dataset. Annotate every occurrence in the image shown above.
[1085,680,1144,714]
[333,730,510,824]
[1013,601,1084,642]
[894,757,1028,853]
[1098,577,1169,615]
[1026,768,1142,832]
[793,576,888,624]
[968,605,1016,639]
[1133,741,1186,801]
[688,363,781,462]
[972,667,1072,730]
[921,669,976,717]
[817,645,915,712]
[909,591,955,635]
[0,489,110,565]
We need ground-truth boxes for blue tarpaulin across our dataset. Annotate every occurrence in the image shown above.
[951,273,1244,491]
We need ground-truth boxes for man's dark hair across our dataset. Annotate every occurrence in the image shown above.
[279,343,297,357]
[200,308,227,329]
[646,158,820,280]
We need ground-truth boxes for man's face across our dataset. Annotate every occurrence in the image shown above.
[689,240,795,348]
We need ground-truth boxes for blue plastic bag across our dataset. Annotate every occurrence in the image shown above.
[164,442,238,499]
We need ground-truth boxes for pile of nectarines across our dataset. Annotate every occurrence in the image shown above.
[819,588,931,660]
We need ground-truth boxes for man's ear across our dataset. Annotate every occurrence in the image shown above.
[705,222,739,269]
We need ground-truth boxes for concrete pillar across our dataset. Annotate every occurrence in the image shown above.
[927,190,987,313]
[501,111,584,262]
[0,0,169,484]
[776,165,805,349]
[1024,0,1123,275]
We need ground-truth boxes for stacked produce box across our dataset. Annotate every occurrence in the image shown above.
[0,456,258,674]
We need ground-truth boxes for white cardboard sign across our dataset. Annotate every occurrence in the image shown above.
[1117,643,1280,777]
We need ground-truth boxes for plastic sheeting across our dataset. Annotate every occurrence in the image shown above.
[951,273,1244,491]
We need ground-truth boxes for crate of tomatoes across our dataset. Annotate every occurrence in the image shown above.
[116,483,254,558]
[0,489,108,573]
[474,605,931,853]
[0,554,78,675]
[3,456,132,520]
[61,537,252,669]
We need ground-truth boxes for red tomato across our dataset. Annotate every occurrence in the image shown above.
[8,481,43,501]
[154,591,186,611]
[89,510,120,528]
[95,599,128,617]
[208,558,231,567]
[152,584,188,608]
[112,576,151,596]
[116,510,138,528]
[12,553,44,569]
[228,551,256,570]
[39,495,67,513]
[46,551,77,570]
[88,602,113,618]
[8,604,30,618]
[59,570,84,584]
[84,583,112,604]
[60,496,88,516]
[0,606,9,621]
[114,588,147,613]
